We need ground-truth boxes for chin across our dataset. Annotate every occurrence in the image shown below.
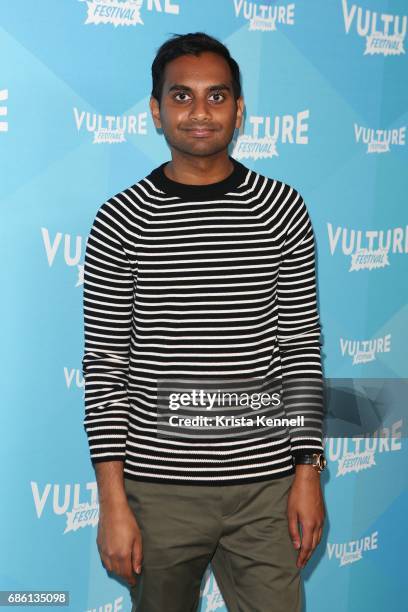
[166,134,230,156]
[181,142,230,157]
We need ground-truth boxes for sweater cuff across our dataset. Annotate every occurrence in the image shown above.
[91,455,126,466]
[291,440,325,459]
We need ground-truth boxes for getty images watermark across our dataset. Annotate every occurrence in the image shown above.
[167,388,303,428]
[156,376,324,441]
[154,376,407,442]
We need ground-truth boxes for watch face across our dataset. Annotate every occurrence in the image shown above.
[313,453,326,471]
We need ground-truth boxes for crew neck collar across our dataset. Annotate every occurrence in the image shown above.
[147,155,248,200]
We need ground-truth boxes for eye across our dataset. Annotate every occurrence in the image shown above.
[209,92,225,102]
[174,92,191,101]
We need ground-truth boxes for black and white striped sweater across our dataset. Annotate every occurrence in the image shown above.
[82,156,325,485]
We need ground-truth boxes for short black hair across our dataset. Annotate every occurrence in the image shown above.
[151,32,242,105]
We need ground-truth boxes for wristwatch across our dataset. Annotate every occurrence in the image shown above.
[293,452,327,473]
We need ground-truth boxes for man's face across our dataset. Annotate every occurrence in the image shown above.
[150,51,244,158]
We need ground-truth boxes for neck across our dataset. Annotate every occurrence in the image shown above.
[164,150,234,186]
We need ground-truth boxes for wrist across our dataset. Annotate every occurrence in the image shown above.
[99,495,130,514]
[294,464,321,479]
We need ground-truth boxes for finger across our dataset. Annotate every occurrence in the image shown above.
[302,525,320,567]
[303,527,320,566]
[297,524,314,568]
[287,512,301,550]
[110,554,135,586]
[311,526,320,552]
[132,542,143,575]
[316,525,323,547]
[122,554,138,586]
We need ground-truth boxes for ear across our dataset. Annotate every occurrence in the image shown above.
[235,96,244,130]
[149,96,162,129]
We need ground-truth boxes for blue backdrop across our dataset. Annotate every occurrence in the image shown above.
[1,1,407,610]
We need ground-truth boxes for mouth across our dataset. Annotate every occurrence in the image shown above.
[184,128,216,138]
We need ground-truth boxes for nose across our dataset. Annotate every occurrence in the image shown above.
[189,96,212,122]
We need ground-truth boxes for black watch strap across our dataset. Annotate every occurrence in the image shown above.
[294,453,315,464]
[293,452,327,472]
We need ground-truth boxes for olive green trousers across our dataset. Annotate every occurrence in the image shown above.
[124,473,301,612]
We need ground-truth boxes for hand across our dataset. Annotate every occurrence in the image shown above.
[287,466,325,569]
[97,501,143,587]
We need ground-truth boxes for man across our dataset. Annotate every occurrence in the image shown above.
[82,32,327,612]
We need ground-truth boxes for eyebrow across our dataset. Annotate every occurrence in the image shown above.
[167,83,232,93]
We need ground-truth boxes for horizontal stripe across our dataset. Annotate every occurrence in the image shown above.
[82,156,324,485]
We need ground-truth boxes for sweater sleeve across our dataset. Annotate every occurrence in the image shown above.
[81,199,135,465]
[276,192,325,459]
